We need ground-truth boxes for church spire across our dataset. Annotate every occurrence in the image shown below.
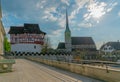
[64,9,71,52]
[65,9,70,32]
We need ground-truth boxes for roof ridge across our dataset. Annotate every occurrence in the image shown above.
[8,24,46,34]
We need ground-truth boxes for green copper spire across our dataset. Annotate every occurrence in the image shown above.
[64,9,71,52]
[65,9,70,32]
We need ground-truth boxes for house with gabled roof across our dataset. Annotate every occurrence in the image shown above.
[8,23,46,54]
[100,41,120,53]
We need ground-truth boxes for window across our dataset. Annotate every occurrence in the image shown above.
[34,46,36,49]
[104,48,107,50]
[109,47,112,50]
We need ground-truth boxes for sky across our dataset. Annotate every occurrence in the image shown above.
[1,0,120,49]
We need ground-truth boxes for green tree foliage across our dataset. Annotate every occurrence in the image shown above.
[4,37,11,52]
[41,36,52,53]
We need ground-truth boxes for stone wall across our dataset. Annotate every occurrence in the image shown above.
[0,59,15,72]
[0,20,5,55]
[26,57,120,82]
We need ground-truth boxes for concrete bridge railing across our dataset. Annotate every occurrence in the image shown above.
[26,57,120,82]
[0,59,15,72]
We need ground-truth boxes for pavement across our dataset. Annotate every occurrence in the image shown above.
[0,59,102,82]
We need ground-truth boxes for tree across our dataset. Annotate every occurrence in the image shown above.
[41,36,52,53]
[4,36,11,52]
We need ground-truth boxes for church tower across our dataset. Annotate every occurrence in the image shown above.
[65,9,71,52]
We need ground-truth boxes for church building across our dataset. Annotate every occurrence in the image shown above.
[57,10,96,52]
[8,23,46,54]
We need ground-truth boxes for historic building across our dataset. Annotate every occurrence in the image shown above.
[0,1,5,55]
[100,41,120,61]
[100,41,120,53]
[8,23,46,54]
[57,10,96,52]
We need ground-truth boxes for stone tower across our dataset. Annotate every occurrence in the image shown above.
[65,9,71,52]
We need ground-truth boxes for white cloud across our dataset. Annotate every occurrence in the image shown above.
[112,2,118,6]
[107,2,118,13]
[43,6,66,28]
[75,0,89,7]
[85,1,107,20]
[48,28,64,49]
[44,7,56,14]
[36,0,47,9]
[82,1,118,26]
[42,7,58,21]
[69,9,77,20]
[42,14,57,21]
[107,8,112,12]
[52,29,63,36]
[69,0,109,27]
[69,0,89,20]
[48,29,63,49]
[61,0,70,6]
[48,29,63,42]
[66,0,90,29]
[72,27,80,31]
[78,22,92,28]
[57,14,66,28]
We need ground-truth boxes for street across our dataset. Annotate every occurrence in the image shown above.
[0,59,102,82]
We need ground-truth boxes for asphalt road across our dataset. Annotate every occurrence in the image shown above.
[0,59,102,82]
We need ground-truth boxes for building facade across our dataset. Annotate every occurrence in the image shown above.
[57,10,96,52]
[100,41,120,53]
[100,41,120,61]
[8,23,46,53]
[0,0,5,55]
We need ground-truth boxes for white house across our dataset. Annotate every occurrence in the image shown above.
[100,41,120,53]
[8,23,46,54]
